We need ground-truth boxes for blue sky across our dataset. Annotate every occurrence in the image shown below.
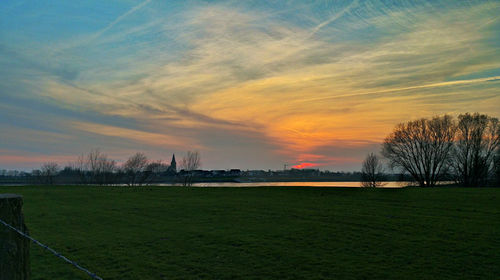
[1,0,499,170]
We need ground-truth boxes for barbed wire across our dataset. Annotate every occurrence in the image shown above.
[0,218,103,280]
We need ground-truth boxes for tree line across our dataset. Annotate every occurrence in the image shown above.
[362,113,500,187]
[36,150,200,186]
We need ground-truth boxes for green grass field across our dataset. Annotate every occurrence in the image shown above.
[0,186,499,279]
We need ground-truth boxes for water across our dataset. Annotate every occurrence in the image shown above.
[0,181,415,187]
[159,181,409,188]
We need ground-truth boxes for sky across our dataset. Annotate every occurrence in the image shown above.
[1,0,500,171]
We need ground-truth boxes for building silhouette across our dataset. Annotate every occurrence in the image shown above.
[168,154,176,173]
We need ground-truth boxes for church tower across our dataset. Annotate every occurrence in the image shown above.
[170,154,177,173]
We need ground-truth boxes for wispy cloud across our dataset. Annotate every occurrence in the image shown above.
[308,0,358,37]
[300,76,500,102]
[91,0,153,40]
[72,121,202,150]
[0,150,76,168]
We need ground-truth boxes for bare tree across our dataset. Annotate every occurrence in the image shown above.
[143,160,169,185]
[452,113,500,187]
[96,156,117,185]
[72,149,117,185]
[123,152,149,186]
[382,115,456,187]
[361,153,386,187]
[41,162,60,185]
[495,149,500,185]
[179,151,201,186]
[72,153,90,184]
[31,169,42,184]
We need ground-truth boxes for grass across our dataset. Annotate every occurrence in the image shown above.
[0,185,499,279]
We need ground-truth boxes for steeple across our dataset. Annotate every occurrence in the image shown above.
[170,154,176,173]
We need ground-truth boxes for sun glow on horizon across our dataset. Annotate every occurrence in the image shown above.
[292,163,320,169]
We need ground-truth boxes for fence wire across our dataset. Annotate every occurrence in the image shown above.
[0,218,103,280]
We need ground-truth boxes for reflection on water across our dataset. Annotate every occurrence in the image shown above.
[159,181,409,188]
[0,181,424,187]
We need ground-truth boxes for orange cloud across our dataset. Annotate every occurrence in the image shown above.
[72,121,203,150]
[0,150,75,167]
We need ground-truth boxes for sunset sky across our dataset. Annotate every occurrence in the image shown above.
[1,0,499,171]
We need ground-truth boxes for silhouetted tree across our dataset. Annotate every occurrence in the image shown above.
[73,153,89,184]
[123,152,149,186]
[382,115,456,187]
[40,162,60,185]
[495,149,500,185]
[452,113,500,187]
[180,151,201,186]
[143,160,169,185]
[72,149,117,185]
[361,153,386,187]
[96,156,117,185]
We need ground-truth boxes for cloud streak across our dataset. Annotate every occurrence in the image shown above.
[91,0,153,41]
[300,76,500,103]
[309,0,358,37]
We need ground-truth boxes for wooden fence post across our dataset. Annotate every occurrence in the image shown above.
[0,194,30,280]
